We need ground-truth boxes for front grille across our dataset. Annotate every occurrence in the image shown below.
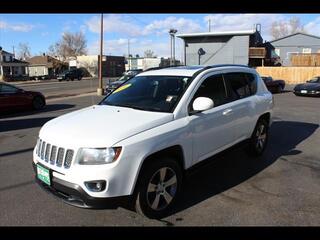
[36,138,74,169]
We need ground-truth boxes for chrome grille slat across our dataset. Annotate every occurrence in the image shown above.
[40,141,46,159]
[45,144,51,162]
[56,148,65,167]
[38,140,42,157]
[50,146,57,165]
[64,150,74,168]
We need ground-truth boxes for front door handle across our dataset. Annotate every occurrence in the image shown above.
[222,109,233,116]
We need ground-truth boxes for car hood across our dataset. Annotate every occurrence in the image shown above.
[294,83,320,90]
[39,105,173,147]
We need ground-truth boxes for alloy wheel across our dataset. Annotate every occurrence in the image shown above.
[146,167,177,211]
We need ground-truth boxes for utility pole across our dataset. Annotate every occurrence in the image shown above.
[208,19,211,32]
[12,46,15,57]
[128,39,131,71]
[97,13,104,96]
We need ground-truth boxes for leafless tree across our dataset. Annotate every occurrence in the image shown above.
[47,31,87,60]
[270,17,305,40]
[17,42,31,60]
[144,49,156,58]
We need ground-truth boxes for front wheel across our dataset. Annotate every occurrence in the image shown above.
[32,96,46,110]
[246,118,269,157]
[134,158,183,219]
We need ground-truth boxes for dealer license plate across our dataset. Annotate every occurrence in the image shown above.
[37,164,51,186]
[301,90,307,93]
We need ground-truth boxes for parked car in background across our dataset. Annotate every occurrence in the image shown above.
[57,69,84,81]
[306,76,320,83]
[33,65,273,219]
[293,76,320,97]
[0,83,46,113]
[105,69,143,94]
[261,76,286,93]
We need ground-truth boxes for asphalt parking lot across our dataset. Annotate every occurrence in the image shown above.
[0,91,319,226]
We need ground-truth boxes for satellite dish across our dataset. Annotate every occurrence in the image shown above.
[198,48,206,56]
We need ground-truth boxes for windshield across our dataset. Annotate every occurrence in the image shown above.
[100,75,192,113]
[118,74,133,82]
[308,77,319,83]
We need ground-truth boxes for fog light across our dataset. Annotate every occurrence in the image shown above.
[85,180,106,192]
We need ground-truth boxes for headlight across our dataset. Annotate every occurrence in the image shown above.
[77,147,122,165]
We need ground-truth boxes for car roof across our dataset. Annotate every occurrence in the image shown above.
[138,65,251,77]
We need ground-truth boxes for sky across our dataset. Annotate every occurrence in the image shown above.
[1,14,320,61]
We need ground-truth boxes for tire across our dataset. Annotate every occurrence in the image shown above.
[78,76,82,80]
[277,85,282,93]
[246,118,269,157]
[32,96,46,110]
[134,157,183,219]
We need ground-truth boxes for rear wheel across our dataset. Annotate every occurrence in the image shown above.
[32,96,45,110]
[246,118,269,156]
[134,157,183,219]
[277,85,282,93]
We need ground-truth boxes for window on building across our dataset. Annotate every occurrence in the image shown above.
[275,48,280,56]
[302,48,312,54]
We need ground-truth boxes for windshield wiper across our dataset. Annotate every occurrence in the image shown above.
[104,103,162,112]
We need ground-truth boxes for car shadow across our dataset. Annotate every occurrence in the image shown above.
[0,117,55,132]
[162,120,318,217]
[0,104,75,119]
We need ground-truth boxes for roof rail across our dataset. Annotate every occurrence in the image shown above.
[143,65,183,72]
[190,64,250,78]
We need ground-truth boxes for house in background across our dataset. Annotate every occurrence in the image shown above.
[27,55,68,79]
[177,26,274,67]
[270,32,320,66]
[0,47,29,81]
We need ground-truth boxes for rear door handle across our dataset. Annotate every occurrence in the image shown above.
[222,109,233,116]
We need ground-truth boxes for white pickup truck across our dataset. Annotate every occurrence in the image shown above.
[33,64,273,219]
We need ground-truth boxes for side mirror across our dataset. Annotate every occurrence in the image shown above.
[191,97,214,114]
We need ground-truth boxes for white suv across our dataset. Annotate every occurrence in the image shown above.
[33,65,273,219]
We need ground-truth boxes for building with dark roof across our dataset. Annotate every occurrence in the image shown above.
[176,26,274,67]
[269,32,320,66]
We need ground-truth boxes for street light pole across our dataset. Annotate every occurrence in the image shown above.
[169,29,177,66]
[97,13,104,96]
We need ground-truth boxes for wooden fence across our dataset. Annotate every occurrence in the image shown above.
[255,67,320,84]
[291,54,320,66]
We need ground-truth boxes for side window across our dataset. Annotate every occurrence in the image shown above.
[245,73,257,95]
[1,84,18,93]
[224,72,251,100]
[192,74,228,109]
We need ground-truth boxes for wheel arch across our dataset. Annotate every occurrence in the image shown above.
[131,145,186,195]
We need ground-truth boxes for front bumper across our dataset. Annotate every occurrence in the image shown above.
[32,162,130,209]
[294,90,320,97]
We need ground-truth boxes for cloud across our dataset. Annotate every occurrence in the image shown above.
[143,16,203,35]
[203,14,286,41]
[304,16,320,35]
[85,15,142,37]
[85,14,203,37]
[0,20,34,32]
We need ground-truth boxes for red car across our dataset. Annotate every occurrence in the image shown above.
[0,83,46,113]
